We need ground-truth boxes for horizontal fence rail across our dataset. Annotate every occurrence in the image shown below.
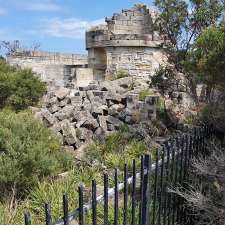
[2,125,213,225]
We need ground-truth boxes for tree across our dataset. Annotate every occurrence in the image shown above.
[0,59,46,110]
[0,40,41,56]
[155,0,224,69]
[186,22,225,92]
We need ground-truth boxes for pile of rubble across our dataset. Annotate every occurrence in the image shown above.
[34,77,160,150]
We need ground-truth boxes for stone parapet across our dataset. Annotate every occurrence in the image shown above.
[8,51,88,65]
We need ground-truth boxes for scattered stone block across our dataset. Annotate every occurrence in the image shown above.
[55,87,70,100]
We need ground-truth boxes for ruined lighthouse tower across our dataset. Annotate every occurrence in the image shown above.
[86,4,167,80]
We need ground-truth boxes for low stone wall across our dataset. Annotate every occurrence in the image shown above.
[7,51,89,89]
[8,51,88,65]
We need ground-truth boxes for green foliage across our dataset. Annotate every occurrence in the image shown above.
[0,110,73,198]
[186,22,225,90]
[112,70,129,80]
[156,96,166,119]
[138,89,154,101]
[154,0,224,73]
[85,126,149,170]
[0,59,46,110]
[183,114,199,125]
[155,0,188,48]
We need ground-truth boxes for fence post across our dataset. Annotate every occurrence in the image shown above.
[131,159,136,225]
[92,180,97,225]
[173,137,179,224]
[114,169,118,225]
[168,139,175,225]
[146,155,152,225]
[124,164,128,225]
[157,147,165,225]
[141,154,151,225]
[104,173,109,225]
[139,156,144,225]
[79,185,84,225]
[45,203,52,225]
[152,150,159,225]
[179,136,185,185]
[63,193,69,225]
[163,141,170,225]
[24,210,31,225]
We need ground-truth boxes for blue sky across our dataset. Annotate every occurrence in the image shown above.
[0,0,153,54]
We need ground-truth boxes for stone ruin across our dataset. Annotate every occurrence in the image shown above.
[86,4,167,80]
[6,50,89,90]
[34,77,162,151]
[7,4,167,89]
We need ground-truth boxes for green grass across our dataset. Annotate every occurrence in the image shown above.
[0,125,157,225]
[156,96,166,119]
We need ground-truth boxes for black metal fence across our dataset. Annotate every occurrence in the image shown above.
[12,126,213,225]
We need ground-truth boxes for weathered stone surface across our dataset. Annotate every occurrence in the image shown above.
[76,127,93,141]
[61,119,78,145]
[33,79,160,150]
[82,118,99,131]
[72,110,92,122]
[47,97,58,107]
[55,87,70,100]
[70,96,82,106]
[98,115,108,131]
[106,115,124,128]
[41,109,57,126]
[126,94,139,110]
[108,104,125,116]
[49,104,60,113]
[59,97,71,107]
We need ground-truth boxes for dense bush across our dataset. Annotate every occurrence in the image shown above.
[0,59,46,110]
[175,141,225,225]
[0,110,73,199]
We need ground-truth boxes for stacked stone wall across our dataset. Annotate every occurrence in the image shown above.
[106,46,166,77]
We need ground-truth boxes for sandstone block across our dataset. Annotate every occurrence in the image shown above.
[59,97,71,107]
[41,109,57,126]
[108,104,125,116]
[76,127,93,141]
[49,104,60,113]
[61,119,78,145]
[70,96,82,105]
[82,118,99,131]
[98,116,108,131]
[55,87,70,100]
[106,115,124,129]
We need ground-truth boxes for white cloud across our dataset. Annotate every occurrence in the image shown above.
[23,2,62,12]
[0,8,7,15]
[38,17,105,39]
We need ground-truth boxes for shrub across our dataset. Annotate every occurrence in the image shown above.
[0,59,46,110]
[156,96,166,119]
[139,89,154,101]
[85,126,149,170]
[112,70,129,80]
[0,110,73,199]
